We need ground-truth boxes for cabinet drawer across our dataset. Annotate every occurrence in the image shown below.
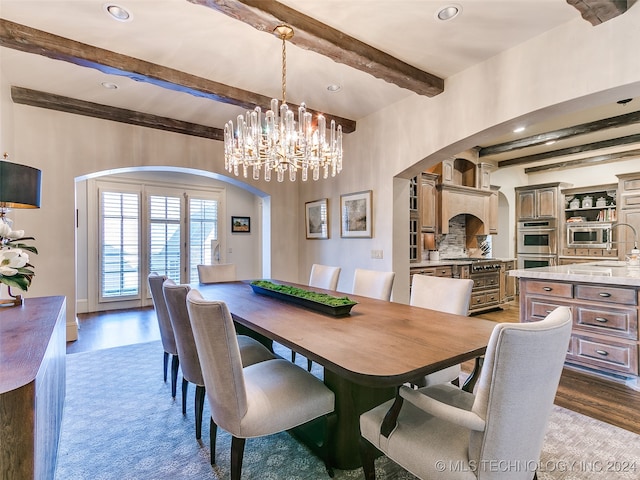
[433,266,453,277]
[413,266,453,278]
[568,334,638,375]
[485,290,500,304]
[523,280,573,299]
[575,306,638,340]
[471,292,486,307]
[525,297,572,321]
[575,284,637,305]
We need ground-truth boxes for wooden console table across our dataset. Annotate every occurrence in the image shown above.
[0,296,66,480]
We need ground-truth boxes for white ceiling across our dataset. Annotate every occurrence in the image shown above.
[1,0,637,165]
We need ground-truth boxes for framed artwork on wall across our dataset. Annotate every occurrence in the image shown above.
[340,190,372,238]
[231,216,250,233]
[305,198,329,239]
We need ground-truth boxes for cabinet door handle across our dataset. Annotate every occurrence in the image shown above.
[543,287,552,291]
[598,292,611,298]
[595,350,609,356]
[595,317,608,323]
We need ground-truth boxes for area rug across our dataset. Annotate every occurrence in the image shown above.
[55,341,640,480]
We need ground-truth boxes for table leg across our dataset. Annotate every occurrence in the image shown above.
[323,370,395,470]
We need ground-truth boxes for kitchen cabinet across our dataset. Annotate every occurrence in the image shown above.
[617,173,640,259]
[500,260,516,303]
[420,173,438,232]
[516,183,569,220]
[409,176,420,262]
[488,185,499,234]
[514,268,640,387]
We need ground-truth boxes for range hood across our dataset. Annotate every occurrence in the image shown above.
[437,184,493,235]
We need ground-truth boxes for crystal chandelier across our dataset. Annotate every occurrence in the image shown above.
[223,25,343,182]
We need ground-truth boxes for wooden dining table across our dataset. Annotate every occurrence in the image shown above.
[195,280,496,470]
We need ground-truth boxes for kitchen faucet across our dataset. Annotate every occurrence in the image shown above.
[606,223,640,264]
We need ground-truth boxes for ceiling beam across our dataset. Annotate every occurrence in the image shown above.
[480,109,640,158]
[0,18,356,133]
[524,148,640,174]
[11,86,224,141]
[498,133,640,168]
[188,0,444,97]
[566,0,631,26]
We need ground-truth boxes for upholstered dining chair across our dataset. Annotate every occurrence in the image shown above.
[352,268,395,301]
[148,273,179,398]
[162,279,275,440]
[197,263,237,284]
[409,274,474,388]
[309,263,341,290]
[359,306,572,480]
[186,289,336,480]
[293,263,342,370]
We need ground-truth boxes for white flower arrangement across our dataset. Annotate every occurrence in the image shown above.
[0,222,38,292]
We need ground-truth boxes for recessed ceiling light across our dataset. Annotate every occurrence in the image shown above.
[101,81,119,90]
[513,126,526,133]
[327,84,342,93]
[103,3,132,22]
[436,4,461,21]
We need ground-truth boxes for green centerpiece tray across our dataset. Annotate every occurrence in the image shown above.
[250,280,357,317]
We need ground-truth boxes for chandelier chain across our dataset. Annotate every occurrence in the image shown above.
[281,32,287,105]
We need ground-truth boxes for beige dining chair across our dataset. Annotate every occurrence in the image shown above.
[162,279,275,440]
[352,268,395,301]
[147,273,179,398]
[197,263,237,284]
[293,263,342,370]
[186,289,336,479]
[360,306,572,480]
[409,274,474,387]
[309,263,341,290]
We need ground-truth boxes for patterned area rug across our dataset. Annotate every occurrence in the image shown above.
[55,341,640,480]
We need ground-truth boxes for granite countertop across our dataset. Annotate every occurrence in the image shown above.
[510,261,640,287]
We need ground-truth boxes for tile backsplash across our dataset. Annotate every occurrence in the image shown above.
[431,215,492,258]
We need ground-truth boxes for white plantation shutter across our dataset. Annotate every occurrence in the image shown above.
[100,191,140,299]
[149,195,182,282]
[188,198,218,283]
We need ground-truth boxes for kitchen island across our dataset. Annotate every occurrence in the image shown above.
[510,261,640,390]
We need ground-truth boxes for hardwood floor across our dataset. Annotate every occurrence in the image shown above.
[69,302,640,435]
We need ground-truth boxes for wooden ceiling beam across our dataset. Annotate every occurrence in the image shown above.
[480,109,640,158]
[498,133,640,168]
[566,0,631,26]
[188,0,444,97]
[524,148,640,174]
[0,18,356,133]
[11,86,224,141]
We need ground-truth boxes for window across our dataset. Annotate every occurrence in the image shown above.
[94,180,224,308]
[100,190,140,300]
[149,195,182,282]
[188,198,218,283]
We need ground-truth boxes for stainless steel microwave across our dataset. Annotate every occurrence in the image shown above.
[566,222,612,249]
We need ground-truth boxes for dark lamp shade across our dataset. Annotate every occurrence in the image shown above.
[0,161,42,209]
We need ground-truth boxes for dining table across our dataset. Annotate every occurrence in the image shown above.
[194,280,497,470]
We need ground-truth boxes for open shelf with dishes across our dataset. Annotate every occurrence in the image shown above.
[563,184,617,223]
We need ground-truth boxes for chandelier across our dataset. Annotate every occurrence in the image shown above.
[223,25,343,182]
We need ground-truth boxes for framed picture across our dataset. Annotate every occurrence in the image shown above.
[231,216,250,233]
[341,190,372,238]
[305,198,329,239]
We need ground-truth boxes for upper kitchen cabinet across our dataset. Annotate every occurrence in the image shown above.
[515,183,571,221]
[420,173,439,232]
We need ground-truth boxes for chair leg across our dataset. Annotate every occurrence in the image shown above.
[307,358,313,372]
[321,413,337,478]
[163,351,169,382]
[359,437,379,480]
[210,418,218,465]
[291,350,297,362]
[171,354,179,398]
[230,436,246,480]
[195,385,205,440]
[182,378,188,415]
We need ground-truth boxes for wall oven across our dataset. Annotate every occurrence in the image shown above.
[517,219,557,255]
[517,254,557,269]
[566,222,612,249]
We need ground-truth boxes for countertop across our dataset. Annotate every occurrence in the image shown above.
[510,261,640,287]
